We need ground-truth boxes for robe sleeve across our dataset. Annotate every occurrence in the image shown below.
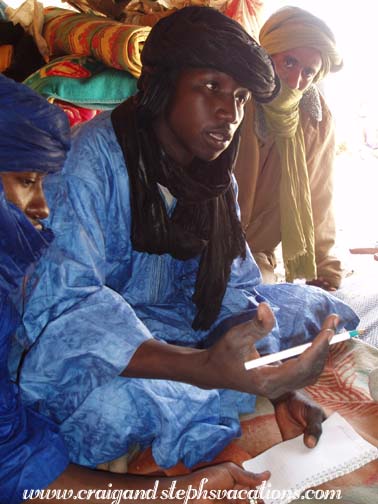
[19,114,152,422]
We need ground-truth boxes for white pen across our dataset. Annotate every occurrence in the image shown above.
[244,329,363,370]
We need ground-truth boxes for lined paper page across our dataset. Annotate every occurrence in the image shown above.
[243,413,378,504]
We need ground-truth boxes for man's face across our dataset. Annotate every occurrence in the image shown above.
[0,171,49,230]
[271,47,322,91]
[155,68,250,166]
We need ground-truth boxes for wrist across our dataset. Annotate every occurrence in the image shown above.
[123,339,214,389]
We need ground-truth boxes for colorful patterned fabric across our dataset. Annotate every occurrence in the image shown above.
[24,55,137,110]
[43,7,150,78]
[224,0,263,39]
[53,99,101,127]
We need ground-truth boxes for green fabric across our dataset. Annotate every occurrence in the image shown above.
[24,55,137,110]
[262,82,316,282]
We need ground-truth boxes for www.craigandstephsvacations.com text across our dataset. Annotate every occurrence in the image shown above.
[23,478,343,503]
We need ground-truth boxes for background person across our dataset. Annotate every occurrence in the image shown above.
[235,6,343,291]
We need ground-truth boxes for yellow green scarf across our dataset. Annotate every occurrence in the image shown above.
[262,83,316,282]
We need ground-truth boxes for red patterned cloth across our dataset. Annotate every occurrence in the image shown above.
[224,0,264,39]
[53,99,100,127]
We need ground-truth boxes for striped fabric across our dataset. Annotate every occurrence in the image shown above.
[43,8,150,77]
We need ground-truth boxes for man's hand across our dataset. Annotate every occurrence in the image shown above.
[306,277,337,291]
[204,302,275,390]
[205,306,338,399]
[179,462,270,504]
[272,390,326,448]
[41,462,269,504]
[125,303,338,401]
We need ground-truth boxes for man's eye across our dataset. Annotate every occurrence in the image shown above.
[236,92,250,106]
[205,81,219,91]
[284,57,295,69]
[21,178,36,187]
[303,68,316,78]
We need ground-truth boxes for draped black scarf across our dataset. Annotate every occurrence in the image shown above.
[111,97,246,330]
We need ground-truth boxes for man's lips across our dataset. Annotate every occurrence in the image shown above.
[205,128,232,148]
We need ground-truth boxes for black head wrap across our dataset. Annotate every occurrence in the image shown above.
[112,6,279,330]
[140,6,279,103]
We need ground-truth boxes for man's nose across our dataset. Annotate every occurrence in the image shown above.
[26,187,50,221]
[286,69,303,90]
[217,95,239,124]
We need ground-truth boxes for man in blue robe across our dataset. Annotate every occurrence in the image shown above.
[0,73,272,503]
[18,7,358,470]
[0,72,71,503]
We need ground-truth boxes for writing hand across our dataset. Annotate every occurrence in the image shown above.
[272,390,326,448]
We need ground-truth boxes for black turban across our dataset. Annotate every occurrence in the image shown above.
[140,6,279,103]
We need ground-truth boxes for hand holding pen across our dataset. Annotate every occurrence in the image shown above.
[244,329,363,370]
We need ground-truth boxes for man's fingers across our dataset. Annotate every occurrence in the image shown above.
[245,302,275,342]
[299,328,333,379]
[303,313,338,359]
[257,302,275,332]
[228,464,270,488]
[275,328,334,393]
[320,313,339,331]
[306,277,337,291]
[232,303,275,345]
[303,406,326,448]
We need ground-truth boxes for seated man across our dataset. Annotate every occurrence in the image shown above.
[17,6,357,472]
[235,6,343,290]
[0,74,271,503]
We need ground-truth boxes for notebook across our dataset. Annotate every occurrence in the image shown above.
[242,412,378,504]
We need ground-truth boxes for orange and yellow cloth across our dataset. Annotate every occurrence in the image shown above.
[43,7,150,78]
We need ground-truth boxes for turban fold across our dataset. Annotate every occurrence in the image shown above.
[140,6,279,103]
[0,74,70,174]
[259,6,343,80]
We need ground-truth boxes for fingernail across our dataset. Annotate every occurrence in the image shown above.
[251,469,266,476]
[307,436,317,448]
